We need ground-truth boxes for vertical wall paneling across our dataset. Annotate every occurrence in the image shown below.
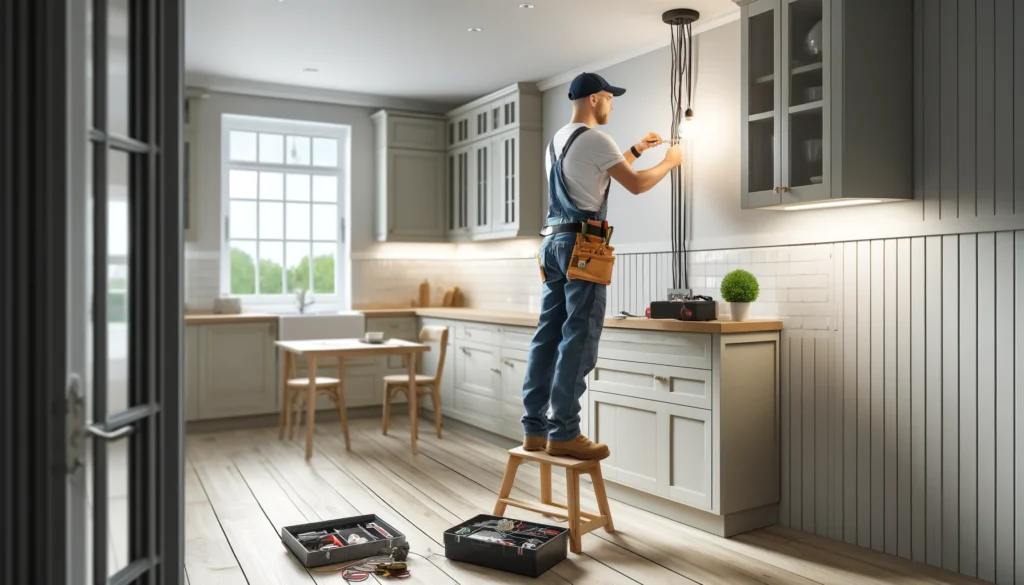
[832,244,845,542]
[815,337,829,537]
[780,328,791,527]
[896,238,912,560]
[910,237,927,564]
[958,234,978,577]
[976,233,996,582]
[977,0,995,217]
[995,231,1015,585]
[1016,231,1023,584]
[959,0,978,218]
[940,0,960,221]
[843,242,858,545]
[924,0,942,221]
[803,337,815,532]
[926,235,943,567]
[883,239,898,555]
[791,335,803,529]
[857,240,871,548]
[870,240,886,551]
[994,0,1014,216]
[942,234,960,572]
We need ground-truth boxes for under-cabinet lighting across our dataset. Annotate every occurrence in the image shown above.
[782,199,882,211]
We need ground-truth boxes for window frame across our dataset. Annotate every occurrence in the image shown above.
[219,113,351,310]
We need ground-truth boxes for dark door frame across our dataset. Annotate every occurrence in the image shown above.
[0,0,185,583]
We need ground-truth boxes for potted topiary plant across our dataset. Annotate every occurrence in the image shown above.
[720,269,759,322]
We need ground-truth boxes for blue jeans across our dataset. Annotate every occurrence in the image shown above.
[521,233,607,442]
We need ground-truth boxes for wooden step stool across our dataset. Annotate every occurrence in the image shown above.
[492,446,614,554]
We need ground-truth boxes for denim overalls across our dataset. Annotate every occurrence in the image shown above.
[520,126,610,442]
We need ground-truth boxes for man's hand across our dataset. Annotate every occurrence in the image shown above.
[636,132,664,153]
[664,144,683,167]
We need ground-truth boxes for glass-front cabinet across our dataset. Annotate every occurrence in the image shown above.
[737,0,913,210]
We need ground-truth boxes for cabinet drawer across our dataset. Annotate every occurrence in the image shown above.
[590,359,711,410]
[499,326,535,351]
[597,329,712,370]
[366,317,418,342]
[454,387,501,419]
[500,348,528,407]
[456,322,498,345]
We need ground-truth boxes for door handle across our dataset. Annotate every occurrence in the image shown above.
[490,367,501,374]
[653,375,668,383]
[85,423,134,440]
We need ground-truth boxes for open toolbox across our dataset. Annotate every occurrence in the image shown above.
[443,514,569,577]
[281,514,407,568]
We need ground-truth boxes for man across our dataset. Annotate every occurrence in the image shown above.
[521,72,683,460]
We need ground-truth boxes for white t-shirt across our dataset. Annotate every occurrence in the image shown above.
[545,123,626,213]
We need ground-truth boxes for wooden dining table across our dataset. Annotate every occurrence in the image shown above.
[274,338,430,459]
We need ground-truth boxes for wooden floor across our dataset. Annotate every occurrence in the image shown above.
[185,418,990,585]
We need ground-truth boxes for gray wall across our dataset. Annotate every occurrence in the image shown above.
[542,3,1024,583]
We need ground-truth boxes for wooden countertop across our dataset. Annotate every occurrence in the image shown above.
[183,313,280,325]
[186,308,782,334]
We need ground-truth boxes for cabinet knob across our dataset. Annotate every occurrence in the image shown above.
[502,359,514,367]
[490,367,501,374]
[653,374,668,383]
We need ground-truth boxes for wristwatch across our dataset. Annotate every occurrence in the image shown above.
[630,145,642,158]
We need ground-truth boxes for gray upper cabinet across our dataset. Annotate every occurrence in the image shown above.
[372,110,447,241]
[736,0,913,210]
[446,83,545,240]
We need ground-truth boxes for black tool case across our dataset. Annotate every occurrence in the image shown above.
[281,514,406,568]
[443,514,569,577]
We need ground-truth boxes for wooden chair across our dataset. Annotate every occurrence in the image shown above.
[381,325,449,438]
[280,355,347,446]
[493,446,614,554]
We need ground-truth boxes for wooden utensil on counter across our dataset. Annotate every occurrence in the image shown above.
[442,289,454,307]
[418,280,430,308]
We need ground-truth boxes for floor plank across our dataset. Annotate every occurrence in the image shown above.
[183,419,987,585]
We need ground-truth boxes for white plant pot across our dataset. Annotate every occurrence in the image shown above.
[730,302,751,322]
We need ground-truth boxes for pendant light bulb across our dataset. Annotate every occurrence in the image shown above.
[678,108,697,140]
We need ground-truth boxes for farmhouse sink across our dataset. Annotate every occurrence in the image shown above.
[277,310,366,341]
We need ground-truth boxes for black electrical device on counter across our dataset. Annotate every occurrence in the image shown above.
[650,295,717,321]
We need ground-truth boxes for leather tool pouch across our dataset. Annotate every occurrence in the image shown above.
[566,221,616,286]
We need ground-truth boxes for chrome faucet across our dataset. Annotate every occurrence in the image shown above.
[294,289,315,314]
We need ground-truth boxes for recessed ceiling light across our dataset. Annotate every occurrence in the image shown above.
[519,3,535,7]
[303,68,318,73]
[467,27,483,32]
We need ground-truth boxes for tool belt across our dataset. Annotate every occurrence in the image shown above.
[565,220,616,286]
[539,221,611,238]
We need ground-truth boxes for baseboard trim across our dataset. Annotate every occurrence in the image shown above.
[602,481,779,538]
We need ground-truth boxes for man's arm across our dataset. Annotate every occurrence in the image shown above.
[608,144,683,195]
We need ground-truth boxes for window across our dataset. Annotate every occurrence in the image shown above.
[220,114,350,307]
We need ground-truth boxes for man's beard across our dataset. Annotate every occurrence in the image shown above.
[596,111,609,125]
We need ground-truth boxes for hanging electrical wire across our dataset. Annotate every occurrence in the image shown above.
[664,9,697,294]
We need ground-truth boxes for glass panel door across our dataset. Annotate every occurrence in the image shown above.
[783,0,829,200]
[744,0,780,202]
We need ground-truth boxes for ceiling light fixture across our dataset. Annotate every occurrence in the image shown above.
[303,68,318,72]
[519,3,535,7]
[663,8,699,297]
[468,27,483,32]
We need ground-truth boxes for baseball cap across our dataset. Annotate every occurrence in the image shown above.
[567,72,626,100]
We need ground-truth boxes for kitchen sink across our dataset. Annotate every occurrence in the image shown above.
[277,311,366,341]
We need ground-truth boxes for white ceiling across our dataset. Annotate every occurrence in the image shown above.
[185,0,739,107]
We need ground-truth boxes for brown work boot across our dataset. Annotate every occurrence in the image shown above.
[523,436,547,451]
[546,434,610,460]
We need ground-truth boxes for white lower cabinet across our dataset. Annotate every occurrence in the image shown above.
[185,325,201,421]
[195,322,278,420]
[499,347,528,439]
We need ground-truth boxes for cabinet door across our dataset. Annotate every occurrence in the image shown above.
[471,141,492,234]
[493,131,519,231]
[499,348,528,441]
[780,0,831,204]
[385,149,445,239]
[198,323,277,419]
[387,116,445,151]
[588,391,660,494]
[741,0,783,208]
[455,341,500,398]
[659,403,713,511]
[185,325,200,421]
